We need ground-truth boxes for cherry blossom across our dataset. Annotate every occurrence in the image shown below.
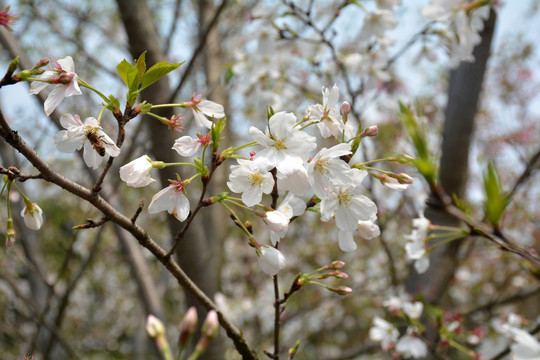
[257,245,286,276]
[148,179,190,222]
[320,168,378,232]
[306,85,350,138]
[54,114,120,169]
[307,143,353,199]
[173,132,212,157]
[183,93,225,129]
[267,193,306,245]
[506,327,540,360]
[404,214,431,273]
[227,158,274,207]
[119,155,155,188]
[276,156,310,196]
[369,317,399,351]
[249,111,316,166]
[395,331,428,359]
[30,56,82,116]
[21,202,43,230]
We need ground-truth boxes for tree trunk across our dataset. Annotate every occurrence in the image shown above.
[406,9,497,303]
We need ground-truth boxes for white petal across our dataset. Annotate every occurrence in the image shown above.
[192,109,213,128]
[148,187,175,214]
[338,230,357,252]
[257,246,286,275]
[199,99,225,118]
[57,56,75,73]
[173,136,201,157]
[83,141,102,169]
[44,87,67,115]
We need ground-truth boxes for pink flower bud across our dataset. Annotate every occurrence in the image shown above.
[146,315,165,338]
[340,101,351,117]
[397,173,414,184]
[202,310,219,338]
[361,125,378,137]
[327,260,345,269]
[179,307,198,346]
[331,286,352,295]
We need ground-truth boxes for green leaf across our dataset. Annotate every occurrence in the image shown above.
[116,59,139,90]
[398,101,438,184]
[483,160,511,227]
[136,51,147,83]
[211,117,226,151]
[140,60,184,90]
[103,94,120,112]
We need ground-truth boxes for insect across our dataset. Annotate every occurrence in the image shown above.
[86,128,109,157]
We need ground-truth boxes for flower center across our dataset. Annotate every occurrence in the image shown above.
[314,159,330,175]
[274,138,287,149]
[338,191,352,207]
[248,172,263,185]
[169,179,185,193]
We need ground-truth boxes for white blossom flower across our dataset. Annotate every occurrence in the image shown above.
[369,317,399,351]
[257,245,286,276]
[227,158,274,207]
[54,114,120,169]
[404,214,431,274]
[307,143,353,199]
[264,210,289,233]
[249,111,316,166]
[359,9,398,42]
[21,203,43,230]
[276,156,309,196]
[357,219,381,240]
[184,93,224,129]
[507,327,540,360]
[148,179,190,222]
[30,56,82,116]
[396,329,428,359]
[306,85,349,138]
[320,168,378,232]
[403,301,423,319]
[268,193,306,245]
[120,155,155,188]
[172,132,212,157]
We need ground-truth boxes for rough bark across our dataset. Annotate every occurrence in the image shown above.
[406,9,497,303]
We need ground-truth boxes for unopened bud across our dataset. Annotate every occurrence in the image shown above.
[146,315,165,338]
[397,153,415,164]
[327,260,345,269]
[328,270,349,279]
[288,340,300,358]
[7,56,19,73]
[202,310,219,338]
[361,125,378,137]
[6,218,15,248]
[33,58,50,69]
[179,307,198,347]
[340,101,351,123]
[397,173,414,184]
[330,286,352,295]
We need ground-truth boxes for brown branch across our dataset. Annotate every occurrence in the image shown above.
[0,110,259,359]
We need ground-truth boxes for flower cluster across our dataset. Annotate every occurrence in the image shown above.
[370,296,428,359]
